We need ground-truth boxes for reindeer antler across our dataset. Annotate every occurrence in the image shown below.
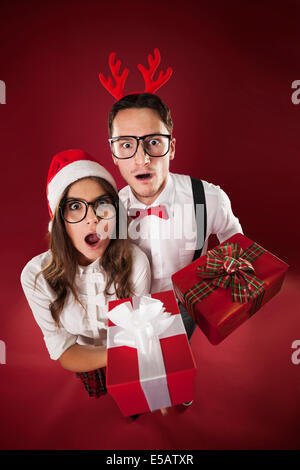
[99,49,172,100]
[137,48,173,94]
[99,52,129,100]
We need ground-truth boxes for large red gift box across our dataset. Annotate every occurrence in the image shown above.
[171,233,289,345]
[106,290,196,417]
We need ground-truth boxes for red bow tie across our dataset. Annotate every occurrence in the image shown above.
[129,205,169,220]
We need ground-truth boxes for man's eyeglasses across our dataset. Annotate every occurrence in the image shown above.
[60,196,117,224]
[108,133,171,159]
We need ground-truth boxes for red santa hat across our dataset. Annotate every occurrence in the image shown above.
[47,149,117,231]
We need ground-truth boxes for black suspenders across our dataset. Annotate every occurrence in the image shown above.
[191,177,207,261]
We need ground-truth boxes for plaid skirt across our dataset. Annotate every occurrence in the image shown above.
[76,367,107,398]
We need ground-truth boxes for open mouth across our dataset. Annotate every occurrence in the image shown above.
[135,173,152,180]
[84,233,101,246]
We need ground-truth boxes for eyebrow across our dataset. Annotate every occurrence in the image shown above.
[111,133,165,140]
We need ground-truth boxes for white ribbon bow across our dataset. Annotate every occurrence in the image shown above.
[107,296,175,355]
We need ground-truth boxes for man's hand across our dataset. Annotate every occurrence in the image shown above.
[160,407,168,416]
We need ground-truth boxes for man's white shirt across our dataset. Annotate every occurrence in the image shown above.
[119,173,243,293]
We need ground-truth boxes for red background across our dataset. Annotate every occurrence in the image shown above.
[0,0,299,450]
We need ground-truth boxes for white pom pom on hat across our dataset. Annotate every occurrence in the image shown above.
[47,149,117,232]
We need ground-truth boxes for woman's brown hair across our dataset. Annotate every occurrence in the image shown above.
[37,176,134,325]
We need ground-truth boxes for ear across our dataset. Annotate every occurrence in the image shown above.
[169,137,176,161]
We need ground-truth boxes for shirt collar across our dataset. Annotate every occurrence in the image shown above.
[77,257,102,275]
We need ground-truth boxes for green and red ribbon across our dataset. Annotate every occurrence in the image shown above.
[184,242,266,317]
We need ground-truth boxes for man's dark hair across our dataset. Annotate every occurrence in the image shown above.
[108,93,173,137]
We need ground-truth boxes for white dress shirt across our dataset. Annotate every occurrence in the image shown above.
[119,173,243,293]
[21,244,151,360]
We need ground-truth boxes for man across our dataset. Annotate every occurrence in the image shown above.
[107,92,243,341]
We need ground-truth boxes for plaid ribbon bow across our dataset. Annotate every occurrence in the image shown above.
[184,242,266,316]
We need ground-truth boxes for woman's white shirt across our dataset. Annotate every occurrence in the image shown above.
[20,244,151,360]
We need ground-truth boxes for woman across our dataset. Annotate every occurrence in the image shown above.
[21,149,151,398]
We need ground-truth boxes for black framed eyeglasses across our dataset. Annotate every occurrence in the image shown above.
[59,196,117,224]
[108,133,171,159]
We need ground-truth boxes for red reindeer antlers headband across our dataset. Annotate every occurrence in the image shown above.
[99,48,173,100]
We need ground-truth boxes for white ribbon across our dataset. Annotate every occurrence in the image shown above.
[107,295,186,412]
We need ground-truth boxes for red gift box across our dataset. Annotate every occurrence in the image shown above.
[106,290,196,417]
[171,233,289,345]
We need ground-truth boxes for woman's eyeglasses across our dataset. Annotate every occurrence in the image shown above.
[60,196,117,224]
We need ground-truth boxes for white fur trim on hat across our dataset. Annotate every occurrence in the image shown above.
[47,159,117,216]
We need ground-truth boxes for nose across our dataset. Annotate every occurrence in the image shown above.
[85,204,98,224]
[134,140,150,166]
